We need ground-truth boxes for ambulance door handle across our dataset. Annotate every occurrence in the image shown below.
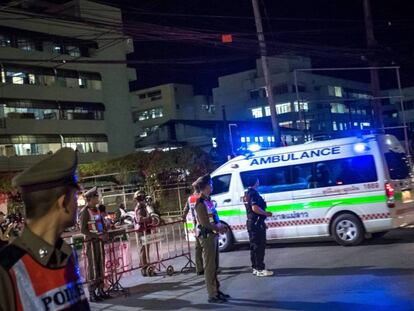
[223,199,231,203]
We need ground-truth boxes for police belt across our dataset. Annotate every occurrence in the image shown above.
[197,225,215,238]
[247,215,266,227]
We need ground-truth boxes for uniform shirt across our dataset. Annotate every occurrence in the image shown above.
[0,227,75,311]
[134,201,152,232]
[245,187,267,223]
[79,206,101,239]
[195,195,217,232]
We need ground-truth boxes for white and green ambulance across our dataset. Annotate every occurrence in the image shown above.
[208,134,414,251]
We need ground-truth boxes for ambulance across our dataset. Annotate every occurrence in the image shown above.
[208,134,414,251]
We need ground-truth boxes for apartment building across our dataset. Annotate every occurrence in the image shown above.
[212,56,374,139]
[0,0,136,171]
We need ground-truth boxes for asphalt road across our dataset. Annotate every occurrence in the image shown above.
[91,228,414,311]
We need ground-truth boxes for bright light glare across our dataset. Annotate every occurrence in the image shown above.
[248,143,261,152]
[354,143,366,153]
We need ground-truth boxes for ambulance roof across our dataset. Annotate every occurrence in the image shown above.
[213,134,381,175]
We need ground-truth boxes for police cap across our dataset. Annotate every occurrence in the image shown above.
[12,148,78,192]
[194,174,212,190]
[84,186,99,199]
[134,190,146,199]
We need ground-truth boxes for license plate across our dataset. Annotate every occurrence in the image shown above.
[402,190,413,203]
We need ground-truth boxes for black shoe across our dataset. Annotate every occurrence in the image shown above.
[218,291,230,299]
[208,296,227,303]
[196,271,204,276]
[89,294,103,302]
[98,291,111,299]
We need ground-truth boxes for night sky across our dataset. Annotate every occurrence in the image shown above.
[99,0,414,93]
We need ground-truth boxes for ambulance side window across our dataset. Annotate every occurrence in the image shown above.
[211,174,232,195]
[240,155,378,193]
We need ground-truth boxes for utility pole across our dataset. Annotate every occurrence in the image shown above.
[363,0,384,132]
[251,0,281,146]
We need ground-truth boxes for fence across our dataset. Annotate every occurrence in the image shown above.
[101,185,191,215]
[65,219,194,295]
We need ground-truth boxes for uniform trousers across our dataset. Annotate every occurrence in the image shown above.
[86,239,105,293]
[199,233,220,298]
[247,221,266,271]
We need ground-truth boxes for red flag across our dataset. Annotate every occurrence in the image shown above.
[221,34,233,43]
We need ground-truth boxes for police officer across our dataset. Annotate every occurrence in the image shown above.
[181,182,203,275]
[133,190,153,275]
[0,148,90,310]
[244,176,274,277]
[194,174,230,303]
[79,187,109,301]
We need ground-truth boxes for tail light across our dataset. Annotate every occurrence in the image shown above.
[385,183,395,208]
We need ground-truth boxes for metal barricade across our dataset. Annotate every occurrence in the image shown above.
[65,219,194,297]
[127,220,194,277]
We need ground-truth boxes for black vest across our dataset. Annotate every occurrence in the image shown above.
[244,188,266,226]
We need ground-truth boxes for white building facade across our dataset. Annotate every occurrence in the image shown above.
[0,0,136,171]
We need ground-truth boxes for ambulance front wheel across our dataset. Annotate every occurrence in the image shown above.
[218,223,234,252]
[331,213,365,246]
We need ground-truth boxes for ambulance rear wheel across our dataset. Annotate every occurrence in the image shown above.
[331,213,364,246]
[218,223,233,252]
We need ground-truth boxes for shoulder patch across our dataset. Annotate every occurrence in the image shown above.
[0,244,27,271]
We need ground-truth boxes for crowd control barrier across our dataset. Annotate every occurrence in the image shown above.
[66,219,194,296]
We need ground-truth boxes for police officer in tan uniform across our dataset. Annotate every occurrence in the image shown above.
[79,187,108,302]
[133,190,153,275]
[181,182,203,275]
[194,174,230,303]
[0,148,90,311]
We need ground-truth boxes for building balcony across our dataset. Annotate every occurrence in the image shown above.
[0,152,109,172]
[0,118,106,135]
[0,83,103,103]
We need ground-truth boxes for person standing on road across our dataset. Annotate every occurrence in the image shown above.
[79,186,109,302]
[244,176,274,277]
[0,148,90,310]
[194,174,230,303]
[134,190,153,275]
[181,182,203,275]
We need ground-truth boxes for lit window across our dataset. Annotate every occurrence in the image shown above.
[294,101,308,112]
[0,34,11,47]
[10,72,24,84]
[259,137,264,142]
[328,86,343,97]
[136,107,164,121]
[17,38,35,51]
[335,86,343,97]
[241,137,246,143]
[212,137,217,148]
[28,74,36,85]
[331,103,347,113]
[67,46,81,57]
[251,107,263,118]
[254,137,259,142]
[53,45,63,54]
[246,137,251,143]
[264,106,271,116]
[276,103,291,114]
[333,121,337,131]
